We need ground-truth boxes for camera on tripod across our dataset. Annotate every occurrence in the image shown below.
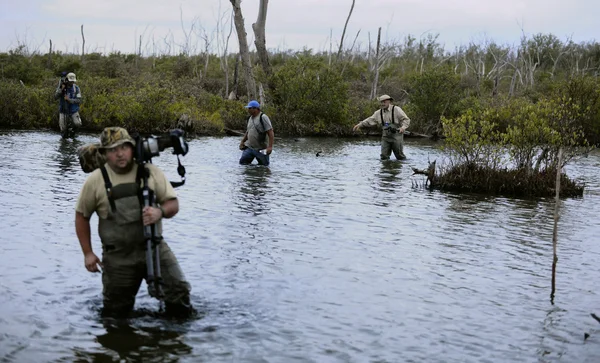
[132,129,189,163]
[78,129,189,189]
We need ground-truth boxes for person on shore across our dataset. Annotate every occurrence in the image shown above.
[74,127,195,318]
[239,100,275,166]
[353,94,411,160]
[54,72,82,137]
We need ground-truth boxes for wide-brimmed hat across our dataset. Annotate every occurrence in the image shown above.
[66,72,77,82]
[377,94,394,102]
[99,127,136,149]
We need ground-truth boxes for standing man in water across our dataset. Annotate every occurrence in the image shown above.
[54,72,82,137]
[74,127,194,318]
[353,94,411,160]
[239,100,275,166]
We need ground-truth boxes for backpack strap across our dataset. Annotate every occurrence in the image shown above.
[100,166,117,213]
[259,112,267,132]
[250,112,267,134]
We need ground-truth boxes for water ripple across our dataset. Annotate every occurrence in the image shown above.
[1,131,600,362]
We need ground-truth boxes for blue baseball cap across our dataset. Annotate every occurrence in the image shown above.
[245,100,260,109]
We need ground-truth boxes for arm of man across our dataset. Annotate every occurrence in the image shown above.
[75,212,102,272]
[266,129,275,154]
[143,165,179,225]
[396,107,411,132]
[353,111,379,131]
[260,115,275,154]
[75,175,102,272]
[54,87,63,100]
[240,131,248,150]
[67,86,83,104]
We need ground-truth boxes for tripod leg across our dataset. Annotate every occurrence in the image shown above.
[154,241,164,298]
[146,238,156,297]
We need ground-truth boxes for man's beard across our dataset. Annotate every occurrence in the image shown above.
[110,159,134,174]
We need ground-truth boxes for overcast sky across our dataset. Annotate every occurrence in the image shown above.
[1,0,597,55]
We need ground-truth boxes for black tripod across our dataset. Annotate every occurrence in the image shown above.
[137,162,165,302]
[134,140,187,307]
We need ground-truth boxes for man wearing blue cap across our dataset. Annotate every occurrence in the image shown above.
[239,100,274,166]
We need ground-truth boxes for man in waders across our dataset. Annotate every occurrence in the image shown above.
[353,94,411,160]
[74,127,194,317]
[239,100,275,166]
[54,72,82,137]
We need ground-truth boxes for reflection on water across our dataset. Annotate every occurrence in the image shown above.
[237,165,272,216]
[56,138,83,174]
[2,131,600,362]
[86,317,193,362]
[377,160,402,190]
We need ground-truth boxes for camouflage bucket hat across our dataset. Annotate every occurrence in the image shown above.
[99,127,136,149]
[77,143,106,173]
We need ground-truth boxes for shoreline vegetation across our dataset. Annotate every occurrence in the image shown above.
[1,31,598,197]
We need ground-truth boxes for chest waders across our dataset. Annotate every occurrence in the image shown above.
[379,106,406,160]
[100,163,165,306]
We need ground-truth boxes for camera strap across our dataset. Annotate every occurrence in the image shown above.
[380,105,396,126]
[170,156,186,188]
[100,166,117,213]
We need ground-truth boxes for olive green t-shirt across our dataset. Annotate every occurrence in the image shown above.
[75,163,177,219]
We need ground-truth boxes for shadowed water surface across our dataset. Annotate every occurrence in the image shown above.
[1,130,600,362]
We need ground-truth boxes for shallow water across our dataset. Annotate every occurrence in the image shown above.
[1,130,600,362]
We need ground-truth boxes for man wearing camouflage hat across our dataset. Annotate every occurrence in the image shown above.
[353,94,411,160]
[74,127,194,317]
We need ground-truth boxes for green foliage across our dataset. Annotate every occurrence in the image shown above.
[435,163,583,198]
[554,76,600,145]
[268,57,351,135]
[441,109,502,167]
[439,93,589,197]
[406,69,464,134]
[0,31,599,140]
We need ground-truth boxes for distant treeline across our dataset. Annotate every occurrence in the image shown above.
[0,32,599,143]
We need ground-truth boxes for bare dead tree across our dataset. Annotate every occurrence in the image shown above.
[367,31,372,65]
[230,0,257,99]
[336,0,356,62]
[550,147,563,304]
[229,53,241,99]
[341,29,361,75]
[199,28,213,79]
[217,9,235,97]
[370,27,382,99]
[80,25,85,62]
[328,28,333,66]
[252,0,271,76]
[47,39,53,69]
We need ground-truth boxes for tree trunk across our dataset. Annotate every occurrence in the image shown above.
[370,27,381,99]
[229,53,241,100]
[230,0,257,99]
[47,39,53,69]
[252,0,271,77]
[258,82,265,107]
[550,147,563,304]
[80,25,85,62]
[336,0,356,62]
